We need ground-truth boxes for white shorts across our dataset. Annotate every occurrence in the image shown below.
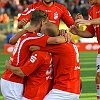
[1,78,24,100]
[96,54,100,73]
[43,89,80,100]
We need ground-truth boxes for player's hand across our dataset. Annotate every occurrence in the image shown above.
[70,25,80,35]
[59,29,71,43]
[18,18,28,28]
[59,29,75,44]
[59,29,66,36]
[29,46,40,51]
[75,13,84,20]
[5,60,12,69]
[75,19,91,26]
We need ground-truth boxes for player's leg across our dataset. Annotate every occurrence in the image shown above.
[1,78,24,100]
[96,54,100,100]
[43,89,80,100]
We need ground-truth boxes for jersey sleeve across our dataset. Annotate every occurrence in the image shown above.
[18,4,35,22]
[40,44,64,54]
[31,35,50,47]
[20,51,45,76]
[86,25,95,36]
[86,9,95,36]
[61,6,74,27]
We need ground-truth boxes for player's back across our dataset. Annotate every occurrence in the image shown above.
[20,51,53,100]
[53,43,80,94]
[40,43,80,94]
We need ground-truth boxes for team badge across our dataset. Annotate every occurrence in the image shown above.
[24,8,28,12]
[54,12,58,20]
[37,33,43,37]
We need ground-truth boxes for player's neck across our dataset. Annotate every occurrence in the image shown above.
[43,1,54,7]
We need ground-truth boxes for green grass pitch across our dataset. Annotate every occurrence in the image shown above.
[0,52,98,100]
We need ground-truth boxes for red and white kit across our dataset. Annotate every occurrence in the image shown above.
[18,1,74,27]
[21,51,53,100]
[40,43,80,100]
[1,32,50,100]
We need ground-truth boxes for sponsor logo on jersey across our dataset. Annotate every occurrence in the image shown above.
[30,54,37,63]
[54,12,58,20]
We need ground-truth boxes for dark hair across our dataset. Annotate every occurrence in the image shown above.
[43,22,59,37]
[30,10,48,25]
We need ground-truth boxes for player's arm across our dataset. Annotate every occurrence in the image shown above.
[61,6,74,28]
[46,36,66,44]
[18,4,34,29]
[5,60,25,77]
[46,29,75,44]
[70,25,94,38]
[9,29,27,45]
[5,52,44,77]
[75,18,100,26]
[9,25,34,45]
[18,18,29,29]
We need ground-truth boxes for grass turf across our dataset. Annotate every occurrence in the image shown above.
[0,52,98,100]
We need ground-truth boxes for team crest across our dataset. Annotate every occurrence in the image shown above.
[54,12,58,20]
[37,33,43,37]
[24,8,28,12]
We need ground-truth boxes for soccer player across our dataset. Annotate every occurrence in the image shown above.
[5,22,67,100]
[5,50,53,100]
[0,10,66,100]
[29,22,80,100]
[70,0,100,99]
[18,0,74,29]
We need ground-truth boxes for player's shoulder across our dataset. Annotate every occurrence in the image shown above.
[88,5,95,14]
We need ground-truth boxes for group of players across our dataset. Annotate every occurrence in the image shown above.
[0,0,100,100]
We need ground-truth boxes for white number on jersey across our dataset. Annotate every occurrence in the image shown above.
[46,53,53,80]
[73,44,79,63]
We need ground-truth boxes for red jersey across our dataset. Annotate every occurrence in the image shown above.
[2,32,49,83]
[86,5,100,54]
[18,1,74,27]
[40,43,80,94]
[20,51,53,100]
